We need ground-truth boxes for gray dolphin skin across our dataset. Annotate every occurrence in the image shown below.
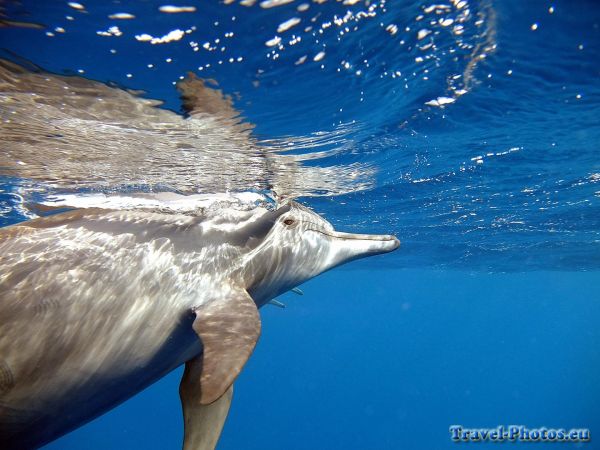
[0,200,399,449]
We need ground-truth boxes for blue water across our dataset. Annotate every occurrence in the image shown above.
[0,0,599,448]
[40,270,599,450]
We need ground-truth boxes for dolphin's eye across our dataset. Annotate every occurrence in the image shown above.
[283,218,295,226]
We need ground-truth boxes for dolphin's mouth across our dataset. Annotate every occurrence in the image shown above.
[332,231,399,243]
[330,231,400,252]
[308,228,400,254]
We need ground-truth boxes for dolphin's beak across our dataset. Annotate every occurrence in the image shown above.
[322,230,400,268]
[332,231,400,254]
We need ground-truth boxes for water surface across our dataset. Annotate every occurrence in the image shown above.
[0,0,598,448]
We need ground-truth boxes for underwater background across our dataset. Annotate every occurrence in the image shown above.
[0,0,598,448]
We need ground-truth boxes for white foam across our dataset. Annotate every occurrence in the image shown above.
[135,29,185,44]
[68,2,85,10]
[260,0,294,8]
[265,36,282,47]
[277,18,301,33]
[108,13,136,19]
[158,5,197,13]
[425,96,456,107]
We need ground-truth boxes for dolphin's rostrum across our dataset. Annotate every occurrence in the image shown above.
[0,200,399,449]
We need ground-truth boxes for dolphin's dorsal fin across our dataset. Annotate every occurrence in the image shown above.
[188,290,261,405]
[179,381,233,450]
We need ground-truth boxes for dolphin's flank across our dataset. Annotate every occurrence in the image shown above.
[0,200,399,449]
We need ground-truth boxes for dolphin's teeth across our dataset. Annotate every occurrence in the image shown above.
[291,287,304,296]
[268,299,286,308]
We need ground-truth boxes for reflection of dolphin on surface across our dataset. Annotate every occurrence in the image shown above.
[0,202,399,449]
[0,59,374,200]
[0,59,398,449]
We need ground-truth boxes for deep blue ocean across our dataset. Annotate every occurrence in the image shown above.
[0,0,599,449]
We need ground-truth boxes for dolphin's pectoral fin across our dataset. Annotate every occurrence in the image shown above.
[190,290,261,405]
[179,291,259,449]
[179,375,233,450]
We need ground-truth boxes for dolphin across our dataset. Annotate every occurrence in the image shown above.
[0,200,399,449]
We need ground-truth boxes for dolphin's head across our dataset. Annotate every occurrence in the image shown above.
[243,201,399,306]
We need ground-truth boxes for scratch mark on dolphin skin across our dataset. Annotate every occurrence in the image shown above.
[32,298,61,317]
[0,360,15,395]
